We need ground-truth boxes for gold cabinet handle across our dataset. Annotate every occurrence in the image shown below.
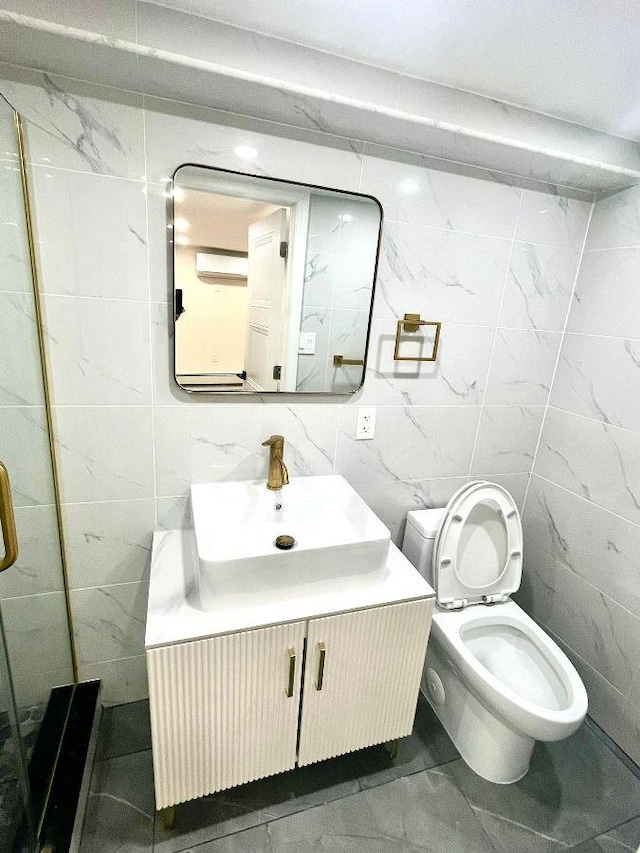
[285,647,296,698]
[315,642,326,691]
[0,462,18,572]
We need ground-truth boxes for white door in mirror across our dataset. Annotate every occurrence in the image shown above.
[356,408,376,439]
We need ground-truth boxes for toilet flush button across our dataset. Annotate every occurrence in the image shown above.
[425,668,445,707]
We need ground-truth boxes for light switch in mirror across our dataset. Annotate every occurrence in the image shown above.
[171,165,382,394]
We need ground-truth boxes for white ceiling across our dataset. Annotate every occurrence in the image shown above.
[176,188,278,248]
[150,0,640,139]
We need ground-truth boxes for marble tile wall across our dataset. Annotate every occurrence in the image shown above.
[0,62,593,705]
[0,98,73,709]
[298,193,379,392]
[522,183,640,763]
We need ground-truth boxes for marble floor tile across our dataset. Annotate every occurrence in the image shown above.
[444,724,640,850]
[266,768,497,852]
[177,825,272,852]
[348,694,459,790]
[96,700,152,761]
[153,754,360,853]
[567,816,640,852]
[80,751,154,853]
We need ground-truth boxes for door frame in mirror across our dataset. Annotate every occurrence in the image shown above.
[170,164,384,395]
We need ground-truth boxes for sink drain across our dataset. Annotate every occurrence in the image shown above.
[274,534,295,550]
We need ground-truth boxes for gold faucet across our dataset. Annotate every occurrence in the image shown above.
[262,435,289,491]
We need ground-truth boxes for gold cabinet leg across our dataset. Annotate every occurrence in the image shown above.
[160,805,176,831]
[383,739,400,761]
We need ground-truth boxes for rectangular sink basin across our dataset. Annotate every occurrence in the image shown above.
[191,475,390,610]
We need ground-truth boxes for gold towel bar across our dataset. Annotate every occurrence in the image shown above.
[333,354,364,367]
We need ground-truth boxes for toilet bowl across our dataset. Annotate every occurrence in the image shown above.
[402,482,588,784]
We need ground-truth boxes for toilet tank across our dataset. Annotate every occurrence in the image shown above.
[402,508,445,586]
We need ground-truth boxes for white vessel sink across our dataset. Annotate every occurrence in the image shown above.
[191,475,391,609]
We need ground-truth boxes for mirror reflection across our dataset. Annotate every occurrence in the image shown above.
[172,165,382,393]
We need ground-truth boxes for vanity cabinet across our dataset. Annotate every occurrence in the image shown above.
[147,598,431,809]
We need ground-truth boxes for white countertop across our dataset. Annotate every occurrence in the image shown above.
[145,529,434,649]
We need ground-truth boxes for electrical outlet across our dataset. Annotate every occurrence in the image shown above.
[298,332,316,355]
[356,408,376,440]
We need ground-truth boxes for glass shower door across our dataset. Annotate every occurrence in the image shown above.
[0,93,74,852]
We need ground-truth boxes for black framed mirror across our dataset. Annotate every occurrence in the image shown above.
[171,165,383,394]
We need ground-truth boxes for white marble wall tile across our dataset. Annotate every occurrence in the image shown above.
[1,591,72,678]
[156,495,192,531]
[146,181,173,304]
[329,361,363,394]
[360,153,521,239]
[331,202,379,313]
[535,408,640,524]
[374,221,511,324]
[515,190,592,250]
[567,248,640,338]
[53,407,155,503]
[299,307,331,357]
[327,309,369,362]
[63,499,155,589]
[0,18,142,93]
[30,167,149,299]
[72,582,147,665]
[43,296,152,406]
[478,473,530,509]
[550,333,640,432]
[484,329,562,406]
[143,96,363,191]
[151,300,215,406]
[10,665,74,710]
[302,253,335,310]
[352,477,471,545]
[0,505,63,598]
[586,185,640,250]
[0,160,33,294]
[0,406,55,506]
[499,242,580,331]
[519,551,640,695]
[356,321,493,407]
[137,50,361,140]
[530,623,636,763]
[353,473,528,548]
[0,65,145,178]
[154,404,338,497]
[78,655,148,706]
[620,667,640,764]
[336,406,479,486]
[471,405,545,475]
[1,0,137,40]
[524,475,640,617]
[296,356,330,393]
[307,194,342,255]
[137,1,400,109]
[0,291,45,405]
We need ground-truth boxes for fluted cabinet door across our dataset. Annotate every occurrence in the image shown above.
[147,621,305,809]
[297,600,432,766]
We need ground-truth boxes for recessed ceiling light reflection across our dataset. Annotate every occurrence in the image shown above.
[172,186,185,202]
[174,217,190,232]
[234,145,258,161]
[176,236,189,246]
[399,180,420,194]
[339,213,353,223]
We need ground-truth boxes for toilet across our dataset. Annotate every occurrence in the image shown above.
[402,481,588,784]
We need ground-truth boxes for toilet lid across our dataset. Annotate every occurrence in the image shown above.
[433,482,523,608]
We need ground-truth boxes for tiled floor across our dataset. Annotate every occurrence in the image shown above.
[80,696,640,852]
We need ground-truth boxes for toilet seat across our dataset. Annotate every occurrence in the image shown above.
[430,600,588,742]
[433,482,523,609]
